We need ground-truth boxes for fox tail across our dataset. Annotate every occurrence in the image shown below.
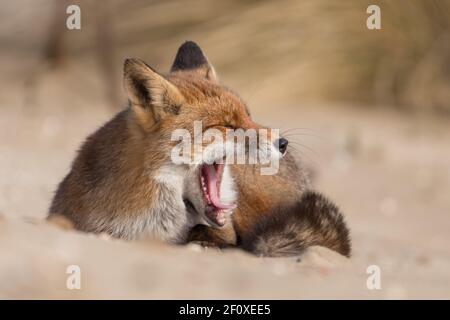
[241,191,351,257]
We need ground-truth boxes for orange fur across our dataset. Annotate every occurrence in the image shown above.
[49,41,350,256]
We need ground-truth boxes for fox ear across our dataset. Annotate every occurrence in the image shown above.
[124,58,184,129]
[170,41,217,81]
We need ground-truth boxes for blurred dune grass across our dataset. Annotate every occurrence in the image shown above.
[1,0,449,114]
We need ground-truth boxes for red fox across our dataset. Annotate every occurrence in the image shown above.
[49,41,350,257]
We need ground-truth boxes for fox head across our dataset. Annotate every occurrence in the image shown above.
[123,41,288,233]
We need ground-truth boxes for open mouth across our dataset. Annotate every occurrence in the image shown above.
[200,163,236,227]
[183,163,236,228]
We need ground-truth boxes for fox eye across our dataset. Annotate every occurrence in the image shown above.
[203,124,236,131]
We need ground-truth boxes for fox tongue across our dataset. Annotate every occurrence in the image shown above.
[203,164,236,210]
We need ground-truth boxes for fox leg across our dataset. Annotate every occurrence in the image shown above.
[187,219,237,248]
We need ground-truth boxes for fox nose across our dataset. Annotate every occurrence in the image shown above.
[275,138,288,155]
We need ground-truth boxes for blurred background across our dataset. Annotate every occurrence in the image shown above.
[2,0,450,112]
[0,0,449,298]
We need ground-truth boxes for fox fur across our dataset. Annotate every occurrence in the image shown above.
[49,41,351,256]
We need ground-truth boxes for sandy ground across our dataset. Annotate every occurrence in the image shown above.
[1,57,450,299]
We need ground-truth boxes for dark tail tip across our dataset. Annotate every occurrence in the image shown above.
[241,191,351,257]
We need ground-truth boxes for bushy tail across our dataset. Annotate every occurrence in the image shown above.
[241,191,351,257]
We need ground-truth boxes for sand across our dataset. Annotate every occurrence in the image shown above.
[1,60,449,299]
